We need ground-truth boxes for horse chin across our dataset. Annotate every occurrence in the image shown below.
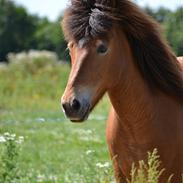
[70,115,89,123]
[70,118,86,123]
[70,106,90,123]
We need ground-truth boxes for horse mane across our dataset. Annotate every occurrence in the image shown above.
[62,0,183,101]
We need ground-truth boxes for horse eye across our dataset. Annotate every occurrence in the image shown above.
[97,44,108,54]
[68,42,74,50]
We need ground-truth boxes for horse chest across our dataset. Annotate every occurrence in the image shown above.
[106,110,153,176]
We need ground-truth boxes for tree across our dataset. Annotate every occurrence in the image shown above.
[144,6,183,56]
[0,0,36,61]
[33,19,68,61]
[165,8,183,56]
[144,6,171,23]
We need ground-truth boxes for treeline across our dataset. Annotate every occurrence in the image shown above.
[0,0,183,62]
[145,7,183,56]
[0,0,68,62]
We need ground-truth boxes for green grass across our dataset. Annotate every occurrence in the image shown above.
[0,60,113,182]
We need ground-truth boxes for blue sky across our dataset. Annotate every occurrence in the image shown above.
[13,0,183,21]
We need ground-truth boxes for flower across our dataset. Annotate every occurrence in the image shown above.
[4,132,10,136]
[37,174,46,182]
[86,150,95,155]
[16,136,24,144]
[4,133,16,141]
[1,132,24,144]
[49,175,58,181]
[96,162,110,168]
[0,136,6,143]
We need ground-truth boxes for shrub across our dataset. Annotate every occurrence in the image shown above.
[7,50,60,74]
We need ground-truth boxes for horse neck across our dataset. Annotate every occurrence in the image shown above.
[107,35,163,145]
[107,29,183,146]
[108,57,156,133]
[108,33,155,128]
[107,35,182,144]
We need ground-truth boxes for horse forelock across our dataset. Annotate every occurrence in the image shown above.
[62,0,120,42]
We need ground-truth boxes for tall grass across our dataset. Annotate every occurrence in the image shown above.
[0,51,111,182]
[127,149,174,183]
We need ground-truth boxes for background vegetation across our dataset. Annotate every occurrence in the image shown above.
[0,52,112,182]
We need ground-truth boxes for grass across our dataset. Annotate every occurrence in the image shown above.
[0,56,113,182]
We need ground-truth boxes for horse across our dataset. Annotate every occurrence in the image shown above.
[61,0,183,182]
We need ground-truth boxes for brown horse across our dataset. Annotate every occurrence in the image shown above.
[61,0,183,182]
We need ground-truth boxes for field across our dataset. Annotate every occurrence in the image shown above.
[0,51,114,183]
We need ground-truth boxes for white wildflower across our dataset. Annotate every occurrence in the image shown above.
[11,134,16,138]
[4,132,16,140]
[19,136,24,141]
[86,150,95,155]
[86,129,92,134]
[37,174,46,182]
[6,135,15,141]
[16,136,24,144]
[0,136,6,143]
[4,132,10,136]
[96,162,110,168]
[49,175,58,181]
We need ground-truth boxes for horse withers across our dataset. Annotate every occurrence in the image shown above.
[61,0,183,182]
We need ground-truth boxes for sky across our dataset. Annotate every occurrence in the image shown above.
[13,0,183,21]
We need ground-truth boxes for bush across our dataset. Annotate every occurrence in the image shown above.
[7,50,59,74]
[0,50,69,110]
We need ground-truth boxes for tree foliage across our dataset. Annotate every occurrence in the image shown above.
[0,0,36,61]
[144,6,183,56]
[0,0,182,62]
[33,19,68,60]
[165,8,183,56]
[0,0,68,61]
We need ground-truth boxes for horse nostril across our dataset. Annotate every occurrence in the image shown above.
[71,99,81,111]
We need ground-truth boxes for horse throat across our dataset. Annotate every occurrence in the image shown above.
[107,53,158,150]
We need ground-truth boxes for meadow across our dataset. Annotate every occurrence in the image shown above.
[0,51,114,183]
[0,51,169,183]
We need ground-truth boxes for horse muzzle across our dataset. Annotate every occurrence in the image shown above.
[61,97,90,122]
